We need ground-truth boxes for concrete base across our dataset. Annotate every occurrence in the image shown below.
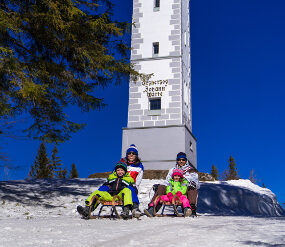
[122,125,197,170]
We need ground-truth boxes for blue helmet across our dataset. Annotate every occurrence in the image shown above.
[126,144,138,156]
[176,152,187,161]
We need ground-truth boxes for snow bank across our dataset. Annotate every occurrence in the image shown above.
[198,180,284,216]
[0,178,283,220]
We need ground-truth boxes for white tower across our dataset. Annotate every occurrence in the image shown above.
[122,0,197,169]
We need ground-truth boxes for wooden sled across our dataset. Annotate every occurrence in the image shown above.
[153,195,184,217]
[87,195,124,219]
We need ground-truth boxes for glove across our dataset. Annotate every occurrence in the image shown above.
[152,184,159,192]
[188,181,197,190]
[176,191,182,197]
[167,192,174,201]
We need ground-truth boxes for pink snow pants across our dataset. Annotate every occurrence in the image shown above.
[151,193,191,208]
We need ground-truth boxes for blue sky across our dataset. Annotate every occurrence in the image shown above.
[1,0,285,206]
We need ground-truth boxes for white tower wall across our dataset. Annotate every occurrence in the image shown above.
[122,0,197,169]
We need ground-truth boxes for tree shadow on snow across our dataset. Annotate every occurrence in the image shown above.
[0,178,105,208]
[198,183,285,217]
[239,241,285,246]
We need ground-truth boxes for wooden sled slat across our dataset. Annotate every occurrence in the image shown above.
[111,195,123,219]
[87,195,124,219]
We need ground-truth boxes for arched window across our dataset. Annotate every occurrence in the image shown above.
[153,42,159,56]
[155,0,160,8]
[154,0,160,11]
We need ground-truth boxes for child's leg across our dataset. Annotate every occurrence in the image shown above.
[160,195,170,203]
[117,188,133,206]
[149,185,166,207]
[167,193,174,202]
[150,195,169,207]
[85,190,113,207]
[179,195,190,208]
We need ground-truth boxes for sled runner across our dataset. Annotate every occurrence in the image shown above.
[153,195,184,217]
[87,195,124,219]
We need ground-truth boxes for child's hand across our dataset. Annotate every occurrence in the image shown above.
[167,192,174,201]
[176,191,182,197]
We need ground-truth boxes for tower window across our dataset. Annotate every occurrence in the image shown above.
[190,141,193,151]
[149,98,161,110]
[154,0,160,8]
[154,0,160,11]
[153,42,159,56]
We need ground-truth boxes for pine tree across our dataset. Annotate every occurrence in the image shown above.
[29,142,52,178]
[58,167,68,179]
[262,183,266,188]
[0,0,146,143]
[51,143,62,178]
[249,169,257,184]
[211,164,219,180]
[226,155,239,180]
[70,163,79,178]
[220,169,229,181]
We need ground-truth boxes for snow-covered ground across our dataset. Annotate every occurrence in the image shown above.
[0,179,284,246]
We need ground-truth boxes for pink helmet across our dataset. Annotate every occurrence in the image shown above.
[172,169,183,178]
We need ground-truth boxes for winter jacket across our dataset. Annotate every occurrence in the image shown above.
[165,162,200,189]
[103,171,134,196]
[166,179,188,195]
[120,158,144,188]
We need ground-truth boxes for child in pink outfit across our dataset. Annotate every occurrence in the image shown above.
[158,169,192,216]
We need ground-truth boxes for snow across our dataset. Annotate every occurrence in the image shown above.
[198,179,284,216]
[0,178,284,246]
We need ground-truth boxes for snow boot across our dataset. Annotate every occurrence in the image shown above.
[121,205,131,219]
[190,204,197,216]
[132,203,141,218]
[183,207,192,217]
[144,206,154,217]
[77,205,90,218]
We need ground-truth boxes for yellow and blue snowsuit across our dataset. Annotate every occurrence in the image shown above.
[85,171,134,208]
